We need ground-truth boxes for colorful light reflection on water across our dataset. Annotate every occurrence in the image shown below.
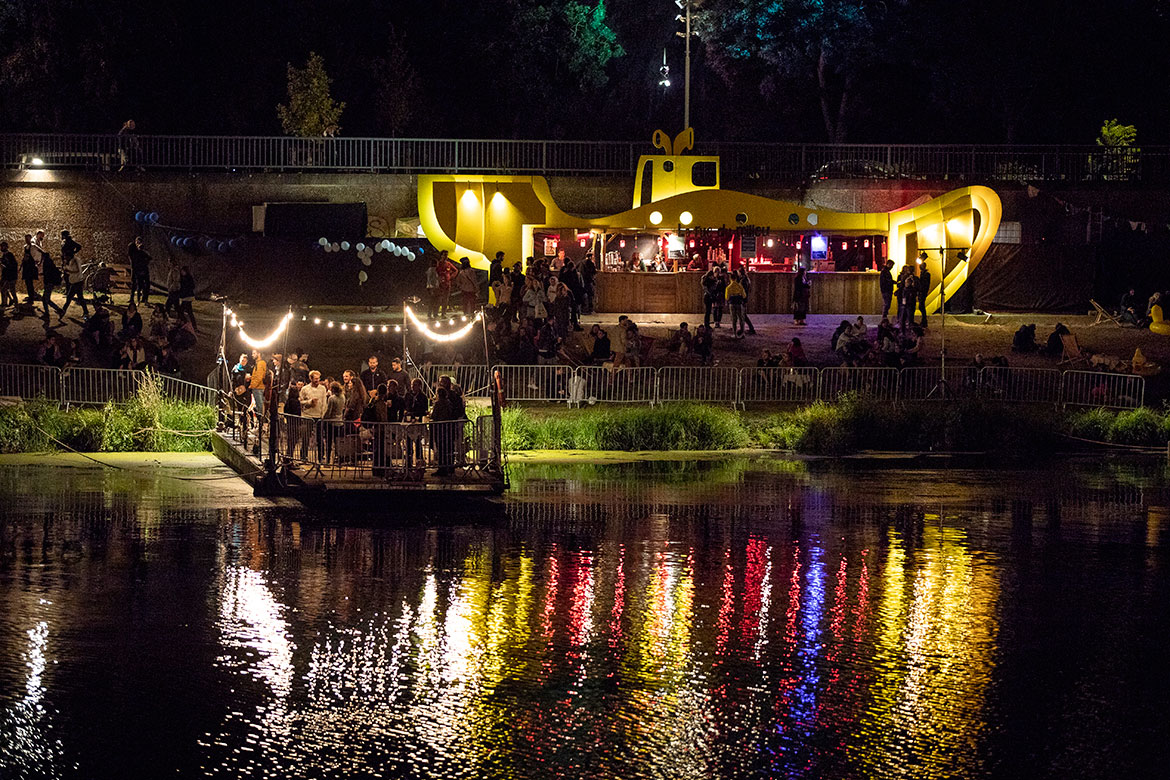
[1,457,1169,778]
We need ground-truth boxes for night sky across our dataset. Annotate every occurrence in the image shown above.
[1,0,1168,143]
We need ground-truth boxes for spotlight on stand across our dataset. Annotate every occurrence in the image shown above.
[956,249,969,261]
[659,50,671,88]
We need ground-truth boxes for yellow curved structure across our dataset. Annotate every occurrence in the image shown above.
[417,141,1001,314]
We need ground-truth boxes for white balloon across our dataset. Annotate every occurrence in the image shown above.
[407,252,416,261]
[331,243,339,251]
[340,241,351,251]
[356,242,366,252]
[374,242,383,253]
[382,240,392,250]
[318,237,328,246]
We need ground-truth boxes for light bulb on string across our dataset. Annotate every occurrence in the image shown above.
[381,325,388,333]
[394,325,402,333]
[461,315,467,322]
[314,317,321,325]
[367,325,374,333]
[327,321,334,328]
[448,318,455,325]
[341,323,348,330]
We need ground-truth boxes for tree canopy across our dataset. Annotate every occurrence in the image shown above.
[277,52,346,137]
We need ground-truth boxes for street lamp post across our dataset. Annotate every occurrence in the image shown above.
[676,1,693,130]
[917,247,969,400]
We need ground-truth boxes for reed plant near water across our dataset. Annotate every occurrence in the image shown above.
[0,374,215,454]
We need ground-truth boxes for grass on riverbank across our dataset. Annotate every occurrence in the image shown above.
[0,376,215,454]
[489,398,1132,456]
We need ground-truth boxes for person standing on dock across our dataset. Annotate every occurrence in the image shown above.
[361,355,387,393]
[299,370,328,461]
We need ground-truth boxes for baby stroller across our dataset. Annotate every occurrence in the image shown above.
[82,260,116,305]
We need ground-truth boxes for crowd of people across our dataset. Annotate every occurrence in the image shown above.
[228,349,470,475]
[1,229,202,373]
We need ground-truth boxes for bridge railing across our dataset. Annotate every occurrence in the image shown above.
[3,134,1166,182]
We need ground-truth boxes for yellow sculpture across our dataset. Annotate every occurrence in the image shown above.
[416,132,1002,314]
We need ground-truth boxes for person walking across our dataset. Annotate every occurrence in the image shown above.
[0,241,17,308]
[726,272,747,339]
[792,267,810,325]
[20,234,39,304]
[879,259,895,316]
[737,267,756,335]
[59,230,89,320]
[39,249,64,319]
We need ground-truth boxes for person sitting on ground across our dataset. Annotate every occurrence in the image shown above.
[1042,323,1070,357]
[156,340,180,374]
[535,317,560,364]
[588,324,613,364]
[692,323,714,366]
[1012,323,1038,353]
[169,317,197,351]
[880,326,900,367]
[786,337,808,367]
[665,322,692,357]
[148,305,169,343]
[831,320,852,353]
[876,316,897,349]
[119,302,143,341]
[758,349,779,368]
[120,336,148,370]
[36,333,76,368]
[81,307,114,351]
[1120,288,1141,326]
[853,315,867,340]
[900,324,924,366]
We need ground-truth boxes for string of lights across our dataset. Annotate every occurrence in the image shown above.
[222,306,481,346]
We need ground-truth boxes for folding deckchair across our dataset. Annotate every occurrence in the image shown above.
[1059,332,1089,365]
[1088,299,1124,327]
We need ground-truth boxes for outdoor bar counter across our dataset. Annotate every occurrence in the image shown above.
[594,271,882,315]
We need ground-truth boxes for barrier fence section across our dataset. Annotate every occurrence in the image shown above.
[0,362,1150,412]
[740,367,820,405]
[61,367,144,406]
[414,364,492,398]
[897,366,981,402]
[657,366,741,405]
[819,367,900,402]
[1061,370,1145,409]
[495,364,573,402]
[575,366,657,405]
[156,375,218,406]
[0,364,60,402]
[979,366,1062,405]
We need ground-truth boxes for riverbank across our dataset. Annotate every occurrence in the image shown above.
[5,396,1170,458]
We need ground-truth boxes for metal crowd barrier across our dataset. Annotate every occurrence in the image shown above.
[155,375,218,406]
[413,364,492,398]
[0,364,61,402]
[740,367,819,405]
[978,366,1062,405]
[1060,370,1145,410]
[495,364,573,402]
[819,366,900,402]
[656,366,741,405]
[897,366,981,401]
[61,367,144,406]
[575,365,657,405]
[0,362,1150,411]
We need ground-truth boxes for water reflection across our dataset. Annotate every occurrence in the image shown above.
[0,456,1168,778]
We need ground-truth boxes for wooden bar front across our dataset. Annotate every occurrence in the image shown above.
[594,272,883,315]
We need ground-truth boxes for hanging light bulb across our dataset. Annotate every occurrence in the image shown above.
[327,321,334,328]
[381,325,388,333]
[341,323,348,330]
[314,317,321,325]
[367,325,374,332]
[461,315,468,322]
[448,318,455,325]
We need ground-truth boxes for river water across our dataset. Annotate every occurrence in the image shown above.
[1,454,1168,779]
